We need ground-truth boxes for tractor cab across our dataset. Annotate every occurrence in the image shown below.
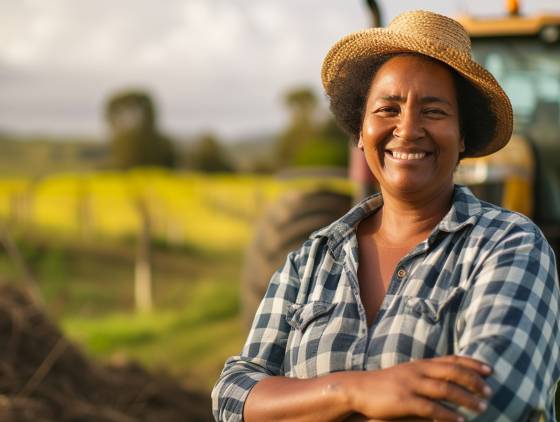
[454,1,560,250]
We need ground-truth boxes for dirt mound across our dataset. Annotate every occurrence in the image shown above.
[0,284,213,421]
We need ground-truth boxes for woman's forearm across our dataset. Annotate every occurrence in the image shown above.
[242,356,492,422]
[244,372,358,422]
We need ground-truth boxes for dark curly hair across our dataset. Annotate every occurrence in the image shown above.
[327,53,496,158]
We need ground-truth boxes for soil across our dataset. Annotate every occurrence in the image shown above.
[0,284,213,421]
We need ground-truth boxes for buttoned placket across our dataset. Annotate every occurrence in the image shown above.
[362,241,433,369]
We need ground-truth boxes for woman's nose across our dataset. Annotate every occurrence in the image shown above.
[393,110,425,141]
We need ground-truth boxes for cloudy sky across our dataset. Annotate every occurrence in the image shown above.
[1,0,559,141]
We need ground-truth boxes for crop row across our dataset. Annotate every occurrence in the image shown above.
[0,169,353,251]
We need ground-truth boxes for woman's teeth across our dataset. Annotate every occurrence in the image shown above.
[391,151,426,160]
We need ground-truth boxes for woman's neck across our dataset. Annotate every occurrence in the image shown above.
[374,185,454,245]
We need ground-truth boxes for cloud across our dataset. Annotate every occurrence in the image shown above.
[1,0,557,139]
[0,0,362,138]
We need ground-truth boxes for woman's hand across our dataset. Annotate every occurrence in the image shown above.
[341,356,493,422]
[244,355,492,422]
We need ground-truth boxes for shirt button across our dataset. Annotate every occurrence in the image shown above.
[397,268,407,279]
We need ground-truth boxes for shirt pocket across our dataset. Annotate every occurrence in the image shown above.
[397,287,465,357]
[286,301,335,331]
[284,301,336,378]
[404,287,465,323]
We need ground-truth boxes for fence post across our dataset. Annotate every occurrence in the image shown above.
[134,198,153,312]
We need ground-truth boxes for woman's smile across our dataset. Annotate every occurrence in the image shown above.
[384,148,432,161]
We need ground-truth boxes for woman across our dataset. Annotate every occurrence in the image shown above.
[213,10,560,422]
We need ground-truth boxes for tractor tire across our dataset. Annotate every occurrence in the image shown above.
[242,189,352,327]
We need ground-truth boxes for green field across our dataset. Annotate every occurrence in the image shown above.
[0,170,353,393]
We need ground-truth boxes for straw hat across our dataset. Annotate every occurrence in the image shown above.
[321,10,513,157]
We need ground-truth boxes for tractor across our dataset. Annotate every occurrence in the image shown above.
[242,0,560,326]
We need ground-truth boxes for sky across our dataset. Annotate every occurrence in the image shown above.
[1,0,559,141]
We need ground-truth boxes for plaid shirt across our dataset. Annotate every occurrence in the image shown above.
[212,185,560,421]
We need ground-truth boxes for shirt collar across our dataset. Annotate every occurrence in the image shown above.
[437,185,482,233]
[310,185,482,256]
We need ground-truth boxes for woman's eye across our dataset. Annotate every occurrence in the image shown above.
[424,108,447,116]
[375,106,398,114]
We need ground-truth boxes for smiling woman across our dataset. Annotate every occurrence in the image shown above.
[213,10,560,422]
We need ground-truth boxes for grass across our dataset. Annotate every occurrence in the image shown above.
[0,234,248,392]
[62,277,244,391]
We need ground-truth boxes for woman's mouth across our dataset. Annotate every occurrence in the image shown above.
[386,150,430,161]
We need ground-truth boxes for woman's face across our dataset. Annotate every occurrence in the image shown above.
[359,55,464,200]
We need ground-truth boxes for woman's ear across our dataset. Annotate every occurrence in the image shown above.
[358,134,364,150]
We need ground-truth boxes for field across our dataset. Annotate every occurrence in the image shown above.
[0,170,353,393]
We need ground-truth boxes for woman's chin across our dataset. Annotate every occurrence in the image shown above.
[380,172,453,199]
[382,178,430,196]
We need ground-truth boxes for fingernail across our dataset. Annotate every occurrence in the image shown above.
[482,364,492,373]
[478,400,488,412]
[483,385,492,397]
[457,416,465,422]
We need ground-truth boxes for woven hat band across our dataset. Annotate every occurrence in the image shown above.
[389,10,471,54]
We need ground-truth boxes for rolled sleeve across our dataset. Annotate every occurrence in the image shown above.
[456,229,560,421]
[211,245,307,421]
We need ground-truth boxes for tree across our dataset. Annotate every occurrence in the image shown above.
[277,87,349,169]
[276,88,318,167]
[188,134,235,173]
[105,90,176,169]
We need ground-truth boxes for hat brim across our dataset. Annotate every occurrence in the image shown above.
[322,28,513,157]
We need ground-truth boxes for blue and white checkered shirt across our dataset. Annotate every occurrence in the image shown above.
[212,185,560,421]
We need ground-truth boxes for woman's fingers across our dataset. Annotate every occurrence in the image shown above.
[414,377,487,414]
[434,355,492,375]
[349,356,494,421]
[421,360,493,399]
[350,368,467,421]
